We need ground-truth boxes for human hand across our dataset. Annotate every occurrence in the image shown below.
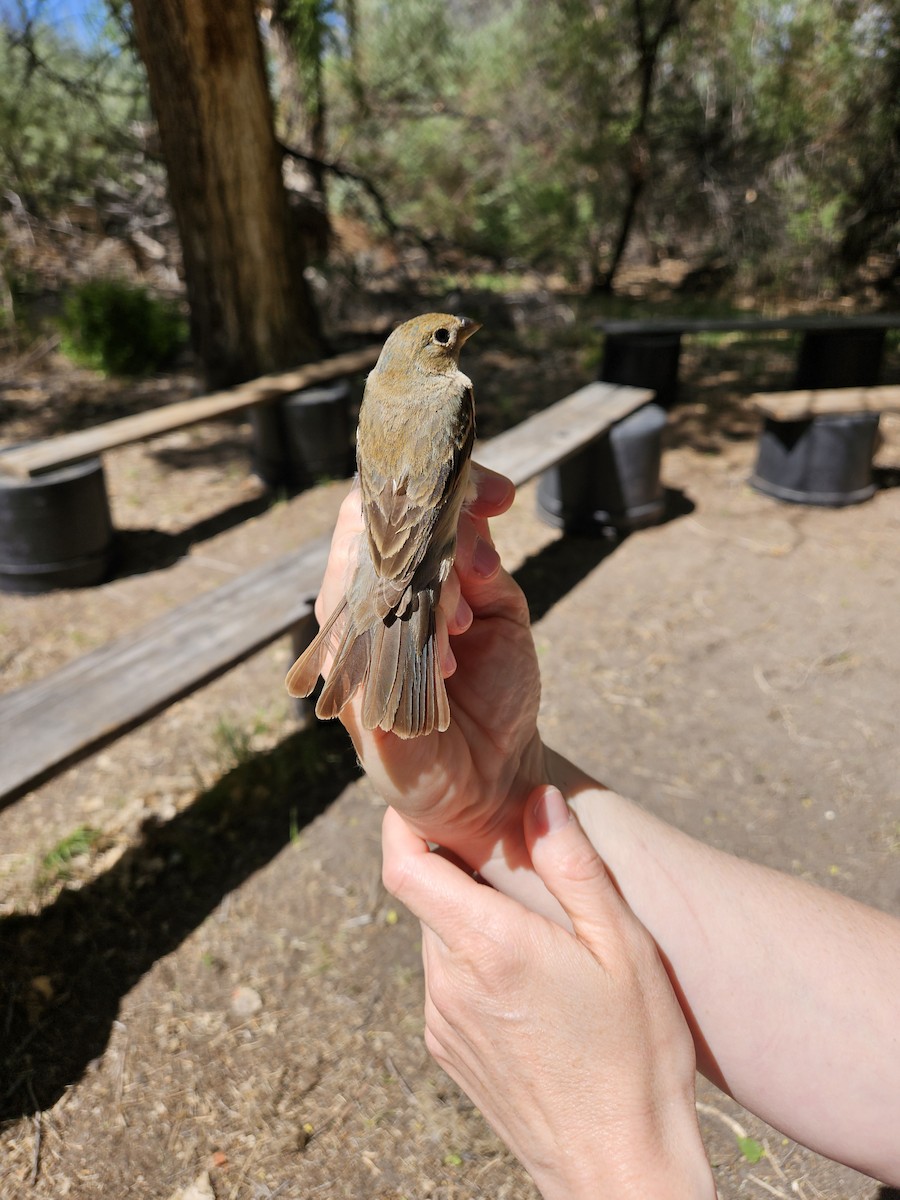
[314,464,547,869]
[382,789,715,1200]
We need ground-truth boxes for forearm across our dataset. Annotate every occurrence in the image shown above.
[501,749,900,1183]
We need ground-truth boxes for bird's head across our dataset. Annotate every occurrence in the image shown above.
[376,312,482,377]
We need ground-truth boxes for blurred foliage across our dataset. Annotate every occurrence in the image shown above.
[317,0,898,293]
[0,5,148,212]
[59,278,187,375]
[0,0,897,303]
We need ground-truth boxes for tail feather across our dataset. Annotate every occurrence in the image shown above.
[370,593,450,738]
[287,580,451,738]
[361,613,402,731]
[315,627,370,719]
[285,598,348,698]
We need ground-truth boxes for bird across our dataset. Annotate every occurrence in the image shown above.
[285,312,481,738]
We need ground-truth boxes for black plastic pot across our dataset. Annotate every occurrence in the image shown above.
[250,403,291,487]
[795,328,885,389]
[537,402,668,534]
[600,332,682,409]
[250,381,354,487]
[750,412,880,507]
[0,457,114,593]
[283,382,354,484]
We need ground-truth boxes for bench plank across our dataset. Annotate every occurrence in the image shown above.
[0,346,381,479]
[0,541,330,803]
[597,314,900,336]
[752,385,900,422]
[0,381,652,805]
[474,381,653,479]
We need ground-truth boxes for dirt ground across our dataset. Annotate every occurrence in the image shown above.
[1,308,899,1199]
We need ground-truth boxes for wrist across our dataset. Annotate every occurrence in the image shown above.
[472,741,593,925]
[533,1104,716,1200]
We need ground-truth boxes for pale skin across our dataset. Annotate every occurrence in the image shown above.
[309,466,900,1196]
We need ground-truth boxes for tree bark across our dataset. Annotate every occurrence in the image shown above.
[592,0,691,294]
[130,0,322,387]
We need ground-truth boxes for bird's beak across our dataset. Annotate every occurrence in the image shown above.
[456,316,482,344]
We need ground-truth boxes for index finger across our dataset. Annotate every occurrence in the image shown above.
[314,483,363,624]
[468,463,515,519]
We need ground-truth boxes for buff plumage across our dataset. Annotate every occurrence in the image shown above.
[285,312,480,737]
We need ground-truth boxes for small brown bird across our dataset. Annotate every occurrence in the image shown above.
[285,312,481,737]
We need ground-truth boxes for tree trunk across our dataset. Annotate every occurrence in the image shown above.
[130,0,322,387]
[592,0,690,294]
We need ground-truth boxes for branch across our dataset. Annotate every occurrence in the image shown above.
[278,141,442,254]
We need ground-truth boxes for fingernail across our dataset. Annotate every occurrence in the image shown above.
[472,536,500,578]
[532,786,571,836]
[454,594,473,631]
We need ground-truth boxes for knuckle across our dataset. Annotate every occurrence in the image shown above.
[466,920,530,986]
[556,838,608,887]
[381,850,413,902]
[423,1022,452,1069]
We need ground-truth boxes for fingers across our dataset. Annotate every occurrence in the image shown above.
[314,483,363,624]
[468,464,515,518]
[439,567,472,638]
[453,508,530,629]
[435,606,457,678]
[523,786,634,952]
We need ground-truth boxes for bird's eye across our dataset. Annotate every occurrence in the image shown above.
[433,327,452,345]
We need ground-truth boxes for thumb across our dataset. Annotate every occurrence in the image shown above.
[524,786,630,947]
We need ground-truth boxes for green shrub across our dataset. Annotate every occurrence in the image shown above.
[60,279,188,375]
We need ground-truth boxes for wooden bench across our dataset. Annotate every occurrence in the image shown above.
[748,384,900,507]
[0,346,382,593]
[0,380,653,806]
[595,313,900,407]
[750,384,900,422]
[0,347,382,479]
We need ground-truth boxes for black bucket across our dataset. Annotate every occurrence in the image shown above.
[250,381,353,488]
[0,457,114,593]
[601,332,682,409]
[283,382,354,484]
[795,329,885,389]
[250,402,291,487]
[538,403,668,534]
[750,412,880,507]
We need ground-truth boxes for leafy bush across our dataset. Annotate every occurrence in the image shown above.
[60,279,188,375]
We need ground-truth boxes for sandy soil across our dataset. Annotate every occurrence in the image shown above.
[1,313,899,1199]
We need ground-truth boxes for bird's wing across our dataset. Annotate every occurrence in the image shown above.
[362,385,475,594]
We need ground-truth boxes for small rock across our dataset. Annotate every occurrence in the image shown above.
[166,1170,216,1200]
[230,985,263,1018]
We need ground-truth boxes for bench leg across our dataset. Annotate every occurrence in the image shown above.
[251,383,354,491]
[600,332,682,408]
[750,412,880,506]
[795,328,885,389]
[537,403,667,534]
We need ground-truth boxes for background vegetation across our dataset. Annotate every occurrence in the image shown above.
[0,0,897,370]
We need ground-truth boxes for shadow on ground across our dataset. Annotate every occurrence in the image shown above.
[0,479,688,1125]
[113,492,275,577]
[514,486,694,622]
[0,720,360,1122]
